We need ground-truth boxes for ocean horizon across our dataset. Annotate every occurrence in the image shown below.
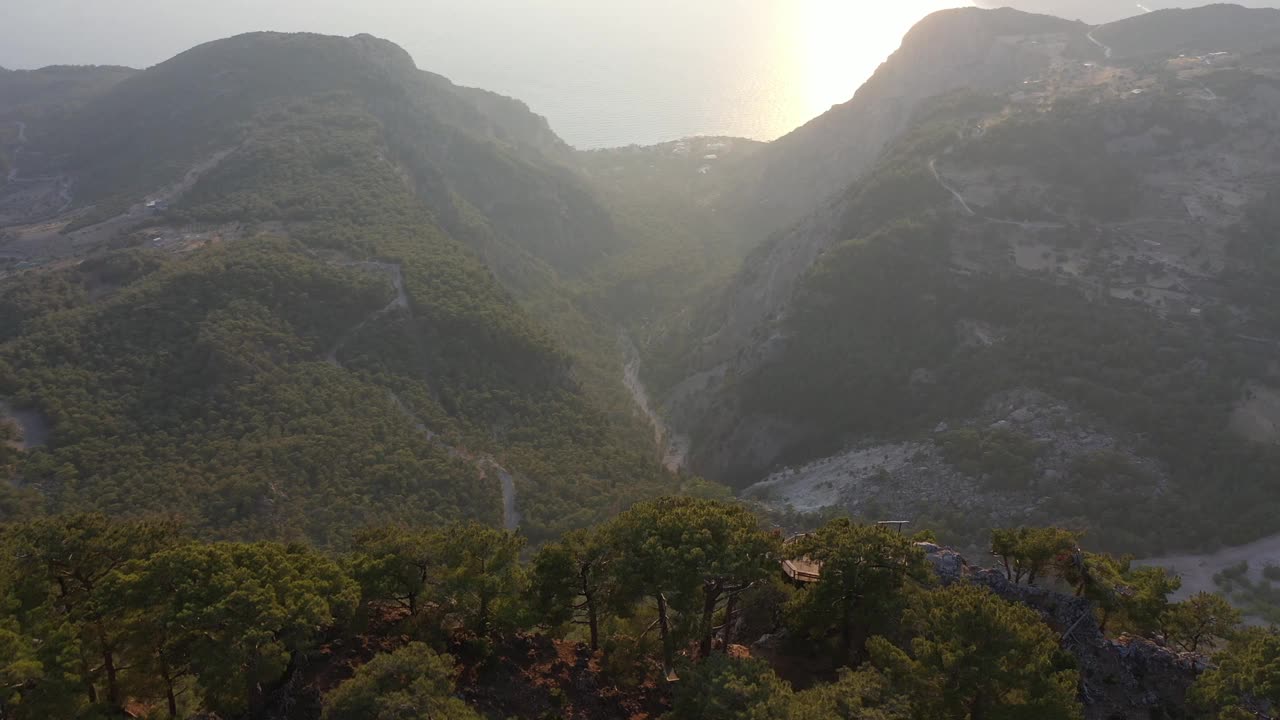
[1,0,978,148]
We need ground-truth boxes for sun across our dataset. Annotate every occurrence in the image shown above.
[793,0,971,120]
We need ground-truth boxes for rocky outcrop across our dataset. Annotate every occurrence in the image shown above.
[742,387,1172,543]
[919,543,1203,720]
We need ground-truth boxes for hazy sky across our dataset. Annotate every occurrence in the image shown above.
[7,0,1280,71]
[1,0,987,146]
[5,1,1279,147]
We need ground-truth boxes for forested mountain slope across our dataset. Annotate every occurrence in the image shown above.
[29,32,617,283]
[0,64,135,121]
[638,10,1094,383]
[726,9,1087,241]
[1093,5,1280,59]
[655,4,1280,555]
[0,33,687,544]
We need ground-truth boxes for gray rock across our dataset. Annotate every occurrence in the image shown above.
[917,542,967,581]
[911,368,938,386]
[1010,407,1036,423]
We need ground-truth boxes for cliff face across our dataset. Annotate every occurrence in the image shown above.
[660,9,1090,481]
[673,8,1087,391]
[920,544,1202,720]
[656,4,1280,556]
[729,8,1084,237]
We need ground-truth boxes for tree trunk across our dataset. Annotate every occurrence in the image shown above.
[581,566,599,651]
[478,592,490,636]
[159,656,179,719]
[970,690,985,720]
[79,652,97,705]
[656,593,674,675]
[722,591,738,652]
[586,594,600,652]
[165,675,178,719]
[699,581,722,659]
[245,652,264,718]
[102,646,120,708]
[840,594,854,664]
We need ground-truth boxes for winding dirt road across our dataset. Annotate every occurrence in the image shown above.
[619,332,688,472]
[325,268,521,531]
[324,262,409,364]
[1087,29,1114,59]
[930,156,1070,230]
[930,157,976,217]
[7,121,27,184]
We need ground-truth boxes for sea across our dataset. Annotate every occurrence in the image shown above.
[1,0,973,147]
[5,0,1276,148]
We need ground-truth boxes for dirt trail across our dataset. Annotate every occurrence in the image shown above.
[1087,29,1114,59]
[324,262,408,365]
[6,122,26,184]
[493,463,521,531]
[383,389,522,530]
[931,157,977,217]
[619,332,687,472]
[931,157,1073,230]
[348,345,522,530]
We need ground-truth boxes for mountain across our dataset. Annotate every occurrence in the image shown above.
[650,4,1280,555]
[4,3,1280,560]
[6,10,1280,720]
[0,32,686,544]
[656,9,1092,372]
[985,0,1280,24]
[29,33,617,282]
[0,64,135,121]
[1092,4,1280,58]
[726,9,1086,239]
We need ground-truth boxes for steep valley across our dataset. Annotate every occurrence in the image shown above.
[2,0,1280,591]
[637,5,1280,559]
[7,5,1280,719]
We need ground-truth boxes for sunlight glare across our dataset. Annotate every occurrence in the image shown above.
[794,0,972,120]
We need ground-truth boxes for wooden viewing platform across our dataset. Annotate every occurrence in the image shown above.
[780,522,910,584]
[782,556,822,584]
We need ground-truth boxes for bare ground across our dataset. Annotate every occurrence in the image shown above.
[1139,533,1280,603]
[0,401,50,450]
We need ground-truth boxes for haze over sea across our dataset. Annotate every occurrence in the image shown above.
[4,0,1271,148]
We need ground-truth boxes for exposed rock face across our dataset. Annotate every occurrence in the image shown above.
[742,388,1170,545]
[664,8,1090,476]
[919,543,1203,720]
[665,6,1280,548]
[730,8,1083,236]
